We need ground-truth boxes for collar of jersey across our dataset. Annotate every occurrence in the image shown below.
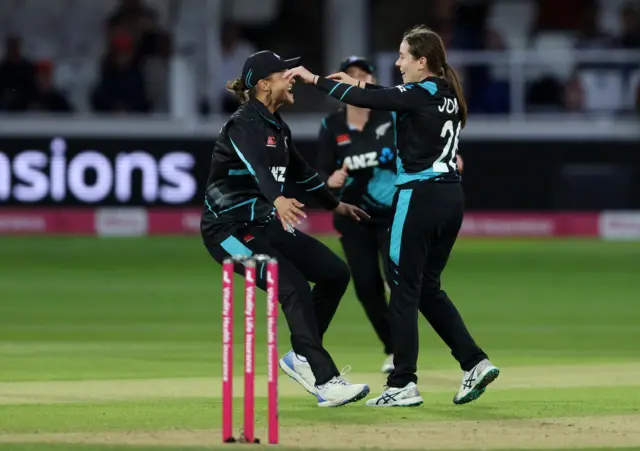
[413,76,441,95]
[417,76,441,84]
[248,97,283,130]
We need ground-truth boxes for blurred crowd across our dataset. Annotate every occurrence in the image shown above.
[372,0,640,114]
[526,0,640,114]
[91,0,172,113]
[0,0,172,114]
[0,0,638,116]
[0,36,73,112]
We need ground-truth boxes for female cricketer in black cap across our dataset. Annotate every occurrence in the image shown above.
[201,50,371,407]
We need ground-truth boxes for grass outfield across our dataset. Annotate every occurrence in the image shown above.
[0,237,639,450]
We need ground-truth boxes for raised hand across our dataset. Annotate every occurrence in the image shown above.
[283,66,317,84]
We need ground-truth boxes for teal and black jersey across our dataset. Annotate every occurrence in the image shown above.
[314,77,462,188]
[201,98,339,244]
[316,109,396,219]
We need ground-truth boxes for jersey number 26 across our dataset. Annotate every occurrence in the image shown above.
[433,120,461,173]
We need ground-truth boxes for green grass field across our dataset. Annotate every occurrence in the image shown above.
[1,236,639,450]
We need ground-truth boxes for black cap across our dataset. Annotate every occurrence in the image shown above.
[241,50,301,89]
[339,55,375,74]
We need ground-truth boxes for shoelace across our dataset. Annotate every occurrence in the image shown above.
[326,365,353,386]
[317,366,355,389]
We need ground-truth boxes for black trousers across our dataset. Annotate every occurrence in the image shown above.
[204,219,350,385]
[387,182,487,388]
[334,214,393,355]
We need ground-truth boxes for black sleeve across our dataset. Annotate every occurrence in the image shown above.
[287,129,340,211]
[315,119,339,184]
[227,117,282,204]
[315,77,424,111]
[364,83,384,90]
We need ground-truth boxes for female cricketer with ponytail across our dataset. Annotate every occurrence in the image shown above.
[317,56,466,375]
[201,50,371,407]
[286,25,498,407]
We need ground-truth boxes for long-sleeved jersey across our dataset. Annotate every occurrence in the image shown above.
[316,109,396,219]
[201,97,339,244]
[315,76,462,187]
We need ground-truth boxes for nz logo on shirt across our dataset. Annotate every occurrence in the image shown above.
[271,166,286,182]
[375,121,392,140]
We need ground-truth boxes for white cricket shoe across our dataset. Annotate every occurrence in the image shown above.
[365,382,423,407]
[453,359,500,405]
[381,354,394,373]
[279,350,316,396]
[315,367,370,407]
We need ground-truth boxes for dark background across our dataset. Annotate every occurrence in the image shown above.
[1,137,639,210]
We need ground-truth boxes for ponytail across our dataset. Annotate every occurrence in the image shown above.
[226,78,250,104]
[442,64,467,128]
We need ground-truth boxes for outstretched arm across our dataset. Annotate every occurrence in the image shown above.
[316,77,421,111]
[285,67,424,111]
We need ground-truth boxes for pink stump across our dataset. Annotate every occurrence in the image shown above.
[243,260,256,443]
[266,259,279,444]
[221,259,234,442]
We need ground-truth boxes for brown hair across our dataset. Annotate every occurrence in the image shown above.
[226,74,277,105]
[226,78,251,104]
[402,25,468,128]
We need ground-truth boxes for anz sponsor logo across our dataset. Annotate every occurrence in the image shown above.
[270,166,286,182]
[343,152,378,170]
